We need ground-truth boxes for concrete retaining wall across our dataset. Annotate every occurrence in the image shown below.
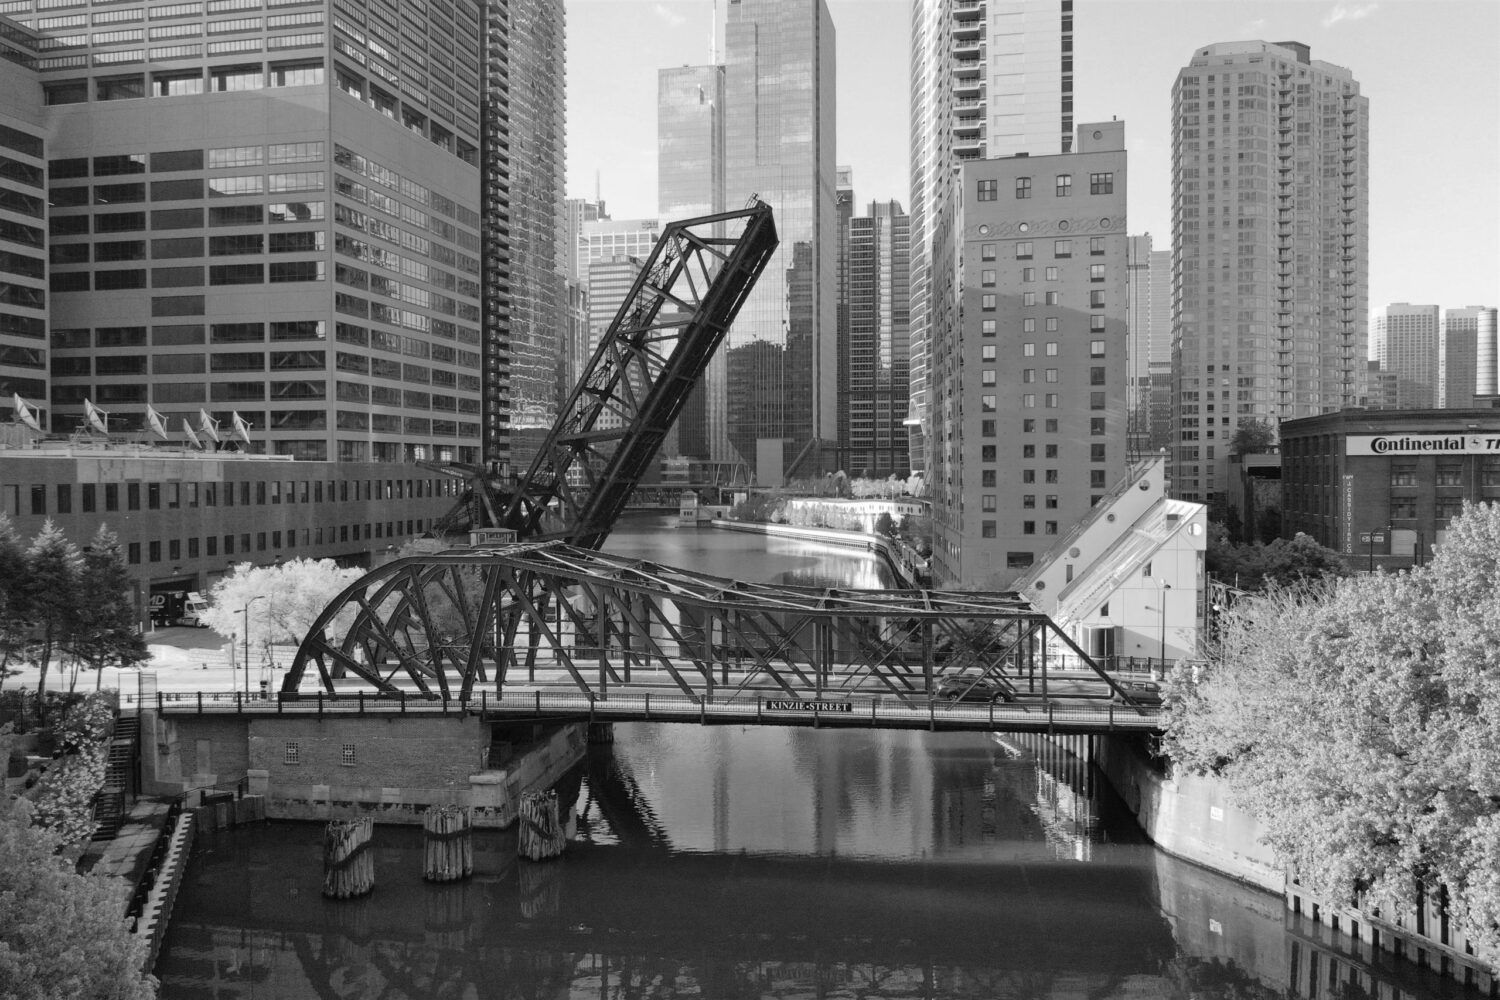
[1095,735,1284,893]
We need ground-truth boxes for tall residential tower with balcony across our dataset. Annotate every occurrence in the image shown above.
[1169,40,1368,503]
[907,0,1073,476]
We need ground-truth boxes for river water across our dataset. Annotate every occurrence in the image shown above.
[155,515,1473,999]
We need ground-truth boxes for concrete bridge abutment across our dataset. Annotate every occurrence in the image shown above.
[140,710,586,828]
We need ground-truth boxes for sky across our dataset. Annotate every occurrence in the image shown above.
[566,0,1499,314]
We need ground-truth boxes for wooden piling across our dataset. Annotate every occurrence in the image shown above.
[422,805,473,882]
[322,817,375,899]
[517,789,566,861]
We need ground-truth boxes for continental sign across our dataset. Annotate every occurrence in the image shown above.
[1347,434,1500,456]
[765,699,853,713]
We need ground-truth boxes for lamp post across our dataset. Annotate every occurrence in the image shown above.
[1157,578,1172,667]
[237,595,266,696]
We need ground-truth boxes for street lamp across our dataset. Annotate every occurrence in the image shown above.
[1156,578,1172,667]
[236,595,266,697]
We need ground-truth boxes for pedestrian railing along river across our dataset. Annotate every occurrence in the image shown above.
[119,687,1162,735]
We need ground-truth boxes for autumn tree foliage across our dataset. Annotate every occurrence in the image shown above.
[1168,501,1500,966]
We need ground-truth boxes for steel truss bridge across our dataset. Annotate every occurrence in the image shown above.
[282,201,1158,734]
[279,544,1160,734]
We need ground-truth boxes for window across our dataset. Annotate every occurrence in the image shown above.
[340,743,356,766]
[1090,264,1105,282]
[1016,242,1032,260]
[1045,343,1058,356]
[1090,315,1106,331]
[1090,470,1108,488]
[1390,498,1417,518]
[1045,266,1058,281]
[1023,521,1036,535]
[1022,319,1035,333]
[1021,420,1034,433]
[1022,394,1036,408]
[981,369,996,386]
[981,420,996,437]
[1045,291,1060,306]
[1015,176,1031,199]
[1390,465,1416,487]
[1090,236,1105,255]
[1090,290,1105,308]
[1023,369,1035,383]
[211,63,262,91]
[980,243,996,260]
[1055,174,1072,197]
[1054,239,1072,258]
[1090,366,1106,385]
[981,345,996,361]
[1045,394,1059,408]
[1090,392,1106,410]
[1023,292,1036,306]
[1090,172,1114,194]
[981,294,996,311]
[981,320,996,336]
[981,269,996,287]
[1435,465,1463,487]
[1022,267,1035,282]
[1023,343,1035,357]
[982,495,997,512]
[983,471,997,487]
[1091,444,1107,462]
[977,179,997,201]
[1023,444,1035,458]
[284,741,300,764]
[1023,470,1036,483]
[1091,417,1106,436]
[981,394,996,412]
[1006,552,1034,569]
[982,523,997,539]
[1022,494,1035,508]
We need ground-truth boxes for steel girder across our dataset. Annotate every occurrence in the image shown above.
[498,201,779,550]
[282,544,1132,705]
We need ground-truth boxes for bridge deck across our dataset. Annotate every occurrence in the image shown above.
[126,687,1158,735]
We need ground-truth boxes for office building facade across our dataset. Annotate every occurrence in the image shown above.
[3,0,488,466]
[1126,233,1171,459]
[1442,305,1497,409]
[841,198,911,478]
[929,123,1129,588]
[1369,303,1439,410]
[907,0,1074,476]
[657,63,726,462]
[721,0,836,484]
[1169,40,1368,503]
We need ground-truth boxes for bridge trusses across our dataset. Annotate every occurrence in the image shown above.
[283,544,1129,706]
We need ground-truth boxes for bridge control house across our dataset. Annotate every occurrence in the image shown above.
[1280,409,1500,570]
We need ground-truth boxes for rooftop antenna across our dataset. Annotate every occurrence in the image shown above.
[710,0,717,64]
[595,170,600,205]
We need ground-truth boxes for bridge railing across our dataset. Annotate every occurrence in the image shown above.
[123,687,1161,731]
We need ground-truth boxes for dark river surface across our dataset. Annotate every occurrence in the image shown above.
[156,515,1472,999]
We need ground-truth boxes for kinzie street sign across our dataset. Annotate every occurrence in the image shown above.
[765,699,853,713]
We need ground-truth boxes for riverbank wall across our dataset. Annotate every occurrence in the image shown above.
[711,519,923,586]
[141,711,586,828]
[1094,734,1498,991]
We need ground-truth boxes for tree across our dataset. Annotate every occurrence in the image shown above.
[1207,531,1348,592]
[0,788,158,1000]
[1229,417,1276,455]
[0,514,28,678]
[873,512,896,538]
[21,521,82,708]
[66,527,148,692]
[1167,501,1500,967]
[201,559,363,668]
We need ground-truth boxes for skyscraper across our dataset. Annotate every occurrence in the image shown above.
[658,64,726,461]
[907,0,1074,475]
[1369,303,1440,410]
[1170,41,1368,503]
[841,198,911,478]
[929,123,1129,588]
[483,0,567,475]
[721,0,836,485]
[1442,306,1497,409]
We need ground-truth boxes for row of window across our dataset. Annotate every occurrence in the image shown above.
[1010,239,1100,260]
[42,60,326,106]
[981,264,1108,285]
[979,290,1108,310]
[50,171,324,207]
[976,173,1114,201]
[9,475,458,519]
[49,201,323,235]
[121,518,423,566]
[51,261,325,291]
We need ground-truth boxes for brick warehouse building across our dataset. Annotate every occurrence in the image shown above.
[1280,409,1500,570]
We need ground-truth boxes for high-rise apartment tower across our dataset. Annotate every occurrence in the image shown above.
[1369,303,1440,410]
[907,0,1074,475]
[1169,41,1368,503]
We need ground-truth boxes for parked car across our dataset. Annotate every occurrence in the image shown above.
[1113,679,1163,706]
[935,676,1012,703]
